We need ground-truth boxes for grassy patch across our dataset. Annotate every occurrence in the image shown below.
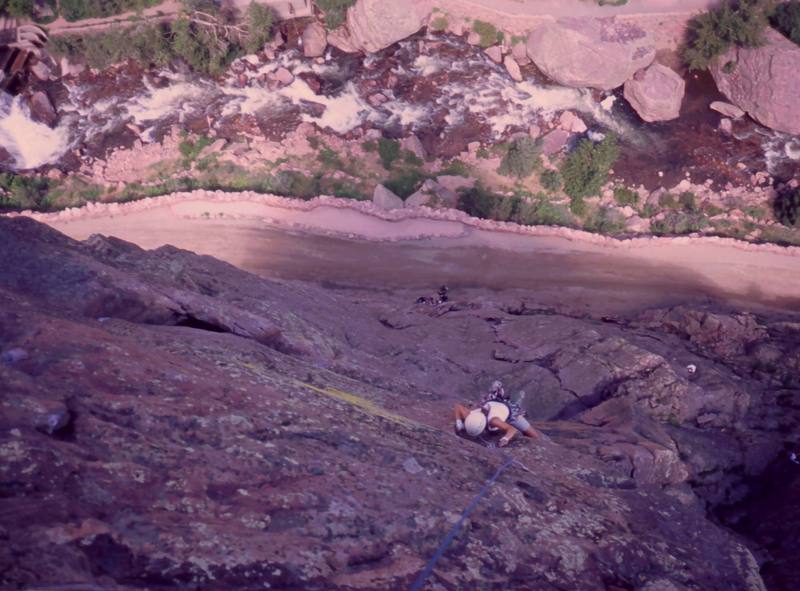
[378,138,401,170]
[438,159,471,177]
[317,0,356,29]
[430,15,449,31]
[48,6,274,75]
[613,186,638,207]
[473,20,501,48]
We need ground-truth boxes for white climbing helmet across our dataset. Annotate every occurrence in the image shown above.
[464,410,487,437]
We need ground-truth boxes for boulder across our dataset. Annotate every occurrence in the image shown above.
[710,27,800,135]
[719,117,733,135]
[527,17,655,90]
[467,31,481,46]
[30,60,52,81]
[327,26,360,53]
[372,184,404,210]
[270,67,295,86]
[400,134,426,160]
[347,0,430,53]
[559,110,587,133]
[512,41,531,66]
[485,45,503,63]
[302,21,327,58]
[541,129,571,155]
[28,91,57,127]
[623,63,685,122]
[405,179,438,208]
[58,56,84,77]
[710,101,745,119]
[504,55,523,82]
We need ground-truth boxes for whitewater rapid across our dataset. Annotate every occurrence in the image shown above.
[0,34,798,177]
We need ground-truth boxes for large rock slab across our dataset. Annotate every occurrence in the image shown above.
[302,21,327,58]
[624,63,685,122]
[526,17,655,90]
[372,183,404,209]
[710,27,800,135]
[347,0,430,53]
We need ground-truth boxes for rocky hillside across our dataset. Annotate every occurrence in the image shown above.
[1,216,799,590]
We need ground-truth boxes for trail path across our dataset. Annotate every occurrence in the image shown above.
[31,194,800,315]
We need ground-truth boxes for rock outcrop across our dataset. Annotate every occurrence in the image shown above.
[624,63,685,122]
[1,217,798,590]
[346,0,430,53]
[710,27,800,135]
[302,21,328,58]
[372,183,404,209]
[526,17,655,90]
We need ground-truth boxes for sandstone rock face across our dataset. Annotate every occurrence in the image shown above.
[302,21,328,58]
[624,63,685,122]
[372,183,404,209]
[1,218,798,590]
[710,28,800,134]
[484,45,503,63]
[527,17,655,90]
[347,0,430,53]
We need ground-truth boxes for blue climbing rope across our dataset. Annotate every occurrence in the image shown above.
[408,456,516,591]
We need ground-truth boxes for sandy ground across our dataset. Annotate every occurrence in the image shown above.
[25,192,800,315]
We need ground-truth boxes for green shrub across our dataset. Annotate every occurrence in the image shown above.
[651,211,709,235]
[384,170,426,198]
[498,137,541,179]
[515,195,574,227]
[561,134,619,200]
[403,150,424,167]
[430,15,448,31]
[679,191,698,212]
[245,2,275,54]
[272,170,322,199]
[706,204,725,216]
[316,0,355,29]
[774,188,800,227]
[682,0,771,70]
[540,169,562,193]
[613,186,638,207]
[584,207,626,235]
[438,159,471,177]
[317,146,343,169]
[458,184,498,219]
[378,138,400,170]
[361,140,377,152]
[1,0,34,17]
[0,173,52,210]
[472,20,500,48]
[772,0,800,44]
[659,192,678,208]
[569,195,587,216]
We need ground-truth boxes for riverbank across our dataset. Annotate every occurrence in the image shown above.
[20,189,800,312]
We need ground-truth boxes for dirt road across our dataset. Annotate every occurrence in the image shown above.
[35,196,800,315]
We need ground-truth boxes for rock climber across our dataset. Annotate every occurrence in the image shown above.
[453,380,541,447]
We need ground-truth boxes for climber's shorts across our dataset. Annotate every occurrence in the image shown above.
[510,416,531,432]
